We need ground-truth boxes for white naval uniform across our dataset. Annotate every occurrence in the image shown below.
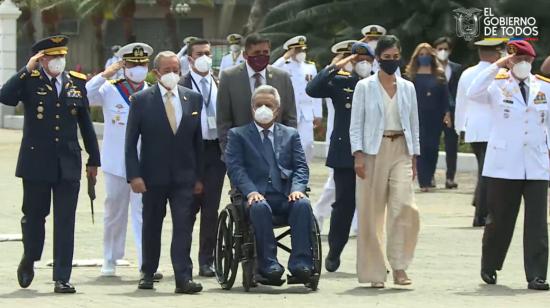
[86,74,146,268]
[467,63,550,180]
[218,51,245,78]
[454,61,493,142]
[273,57,322,162]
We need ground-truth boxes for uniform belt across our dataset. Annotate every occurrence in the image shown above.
[382,133,404,141]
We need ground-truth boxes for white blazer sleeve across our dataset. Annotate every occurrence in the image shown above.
[349,81,367,154]
[86,74,107,106]
[467,63,500,102]
[409,83,421,155]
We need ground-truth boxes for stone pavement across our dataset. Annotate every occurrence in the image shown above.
[0,128,549,308]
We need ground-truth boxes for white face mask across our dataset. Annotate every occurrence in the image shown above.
[436,50,449,61]
[193,55,212,73]
[254,105,274,124]
[125,66,148,83]
[159,72,180,90]
[354,61,372,78]
[295,52,307,63]
[344,62,354,72]
[47,57,66,75]
[230,44,241,53]
[512,61,531,80]
[367,40,378,53]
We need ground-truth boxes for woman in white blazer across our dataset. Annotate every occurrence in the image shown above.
[349,35,420,288]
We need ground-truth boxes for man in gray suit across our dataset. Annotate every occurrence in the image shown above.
[217,33,297,151]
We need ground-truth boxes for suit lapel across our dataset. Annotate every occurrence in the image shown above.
[266,66,273,85]
[175,86,190,135]
[527,75,540,107]
[373,78,384,114]
[60,72,70,98]
[240,64,252,99]
[152,84,175,135]
[273,123,283,161]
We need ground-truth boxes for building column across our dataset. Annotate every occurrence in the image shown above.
[0,0,22,128]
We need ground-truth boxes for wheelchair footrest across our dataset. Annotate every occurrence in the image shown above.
[287,273,320,286]
[256,275,286,286]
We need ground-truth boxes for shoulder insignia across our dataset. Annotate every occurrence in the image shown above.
[495,69,509,80]
[536,74,550,83]
[30,70,40,77]
[337,69,351,76]
[69,71,87,80]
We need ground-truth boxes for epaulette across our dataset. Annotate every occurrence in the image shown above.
[337,69,351,76]
[495,68,509,80]
[30,70,41,77]
[109,78,125,85]
[69,70,87,80]
[536,74,550,83]
[307,60,315,65]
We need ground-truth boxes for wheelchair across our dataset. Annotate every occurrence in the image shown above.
[214,189,322,292]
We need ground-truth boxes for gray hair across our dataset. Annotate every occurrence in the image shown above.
[153,51,180,70]
[251,85,281,107]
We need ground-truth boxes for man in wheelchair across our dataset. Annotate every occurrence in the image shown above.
[224,85,313,284]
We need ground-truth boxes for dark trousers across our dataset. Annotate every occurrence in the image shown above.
[21,179,80,281]
[471,142,488,219]
[417,143,440,188]
[328,168,356,258]
[194,140,226,267]
[418,111,443,188]
[249,192,313,274]
[482,177,548,282]
[141,183,196,281]
[443,106,458,180]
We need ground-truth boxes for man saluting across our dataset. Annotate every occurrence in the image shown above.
[0,35,100,293]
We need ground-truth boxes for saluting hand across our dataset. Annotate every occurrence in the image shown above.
[101,60,124,79]
[26,52,44,72]
[495,54,514,69]
[335,54,358,70]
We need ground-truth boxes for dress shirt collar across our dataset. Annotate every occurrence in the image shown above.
[254,122,274,137]
[190,69,212,86]
[158,82,179,99]
[43,69,63,85]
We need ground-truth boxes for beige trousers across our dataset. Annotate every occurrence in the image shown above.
[356,136,420,283]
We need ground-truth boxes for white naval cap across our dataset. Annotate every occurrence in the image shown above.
[227,33,243,44]
[330,40,358,54]
[283,35,307,50]
[361,24,387,37]
[116,42,154,63]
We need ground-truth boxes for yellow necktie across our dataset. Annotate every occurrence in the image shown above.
[164,92,177,134]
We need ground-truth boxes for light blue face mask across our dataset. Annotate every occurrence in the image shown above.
[417,55,432,67]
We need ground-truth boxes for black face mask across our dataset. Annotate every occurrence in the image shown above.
[378,59,400,75]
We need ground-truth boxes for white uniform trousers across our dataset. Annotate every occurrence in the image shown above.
[313,169,335,232]
[356,136,420,283]
[298,119,314,163]
[103,172,143,267]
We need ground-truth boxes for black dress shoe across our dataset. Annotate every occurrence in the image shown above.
[291,267,312,282]
[153,272,163,280]
[528,277,550,290]
[175,280,203,294]
[17,256,34,288]
[198,265,215,277]
[325,254,341,272]
[481,269,497,284]
[54,281,76,294]
[445,179,458,189]
[261,266,284,281]
[138,274,154,290]
[472,216,486,227]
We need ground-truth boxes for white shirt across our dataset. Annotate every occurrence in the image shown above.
[255,122,274,145]
[158,83,183,129]
[378,78,402,131]
[189,70,218,140]
[218,51,245,78]
[444,63,452,81]
[246,62,266,93]
[44,70,63,97]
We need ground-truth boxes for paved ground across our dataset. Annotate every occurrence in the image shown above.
[0,128,549,307]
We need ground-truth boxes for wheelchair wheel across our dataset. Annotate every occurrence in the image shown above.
[215,208,240,290]
[308,217,322,291]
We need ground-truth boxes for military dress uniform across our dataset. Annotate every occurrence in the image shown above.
[306,40,366,271]
[218,34,245,77]
[273,36,322,163]
[0,35,100,292]
[86,43,153,276]
[467,40,550,290]
[177,36,199,76]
